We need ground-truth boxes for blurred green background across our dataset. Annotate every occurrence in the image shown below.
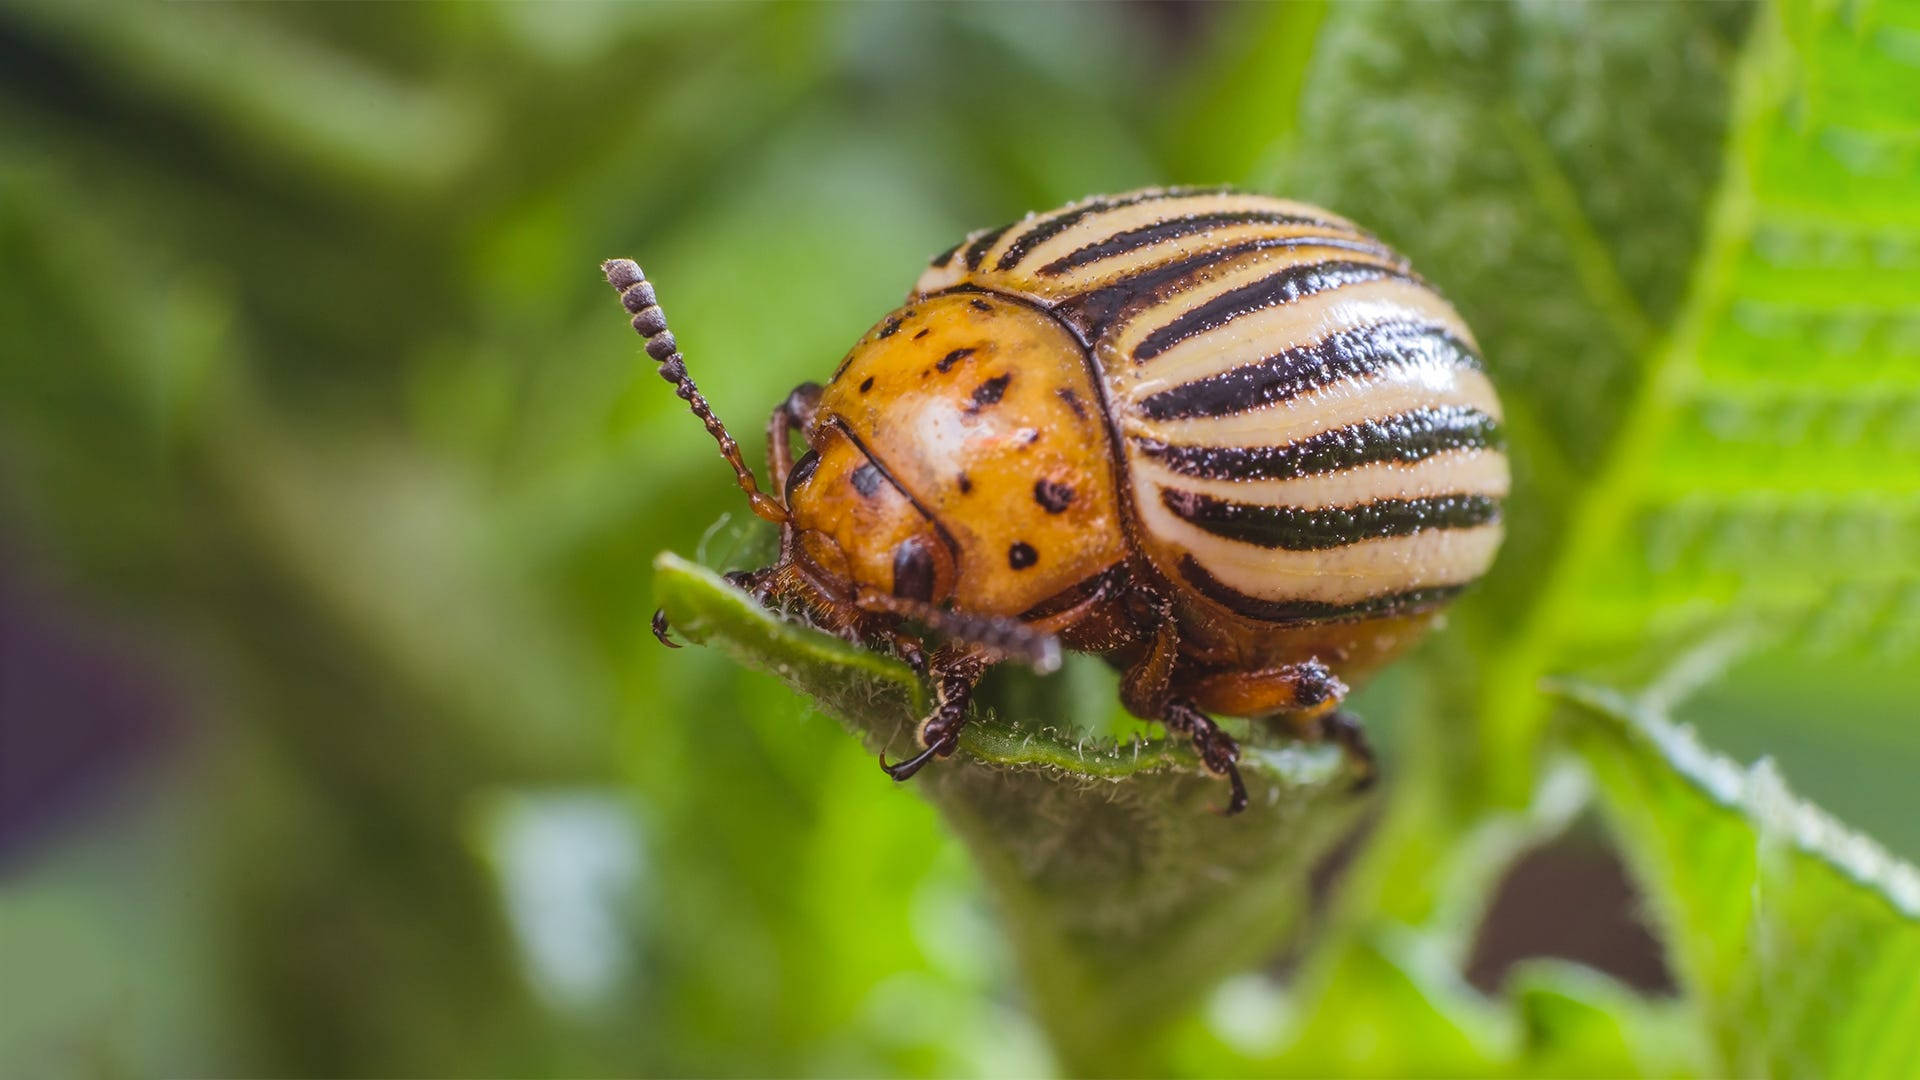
[2,1,1916,1076]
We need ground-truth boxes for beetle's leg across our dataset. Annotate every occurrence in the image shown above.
[602,258,787,525]
[1184,660,1348,719]
[883,629,931,680]
[1111,594,1245,813]
[1184,664,1374,791]
[1162,699,1248,816]
[1318,710,1378,792]
[880,645,988,782]
[1117,588,1179,718]
[766,382,822,494]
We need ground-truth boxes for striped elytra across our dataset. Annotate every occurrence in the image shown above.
[915,186,1506,627]
[609,185,1506,814]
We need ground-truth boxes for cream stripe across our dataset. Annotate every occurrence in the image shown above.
[1122,365,1503,447]
[915,259,967,296]
[1132,448,1510,509]
[1135,477,1505,604]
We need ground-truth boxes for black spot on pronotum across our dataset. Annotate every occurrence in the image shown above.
[913,328,931,340]
[1033,479,1074,513]
[850,463,883,497]
[892,537,936,601]
[1008,542,1038,570]
[859,376,875,393]
[970,298,992,312]
[1056,387,1089,420]
[938,347,975,373]
[957,473,973,494]
[878,315,905,339]
[1017,428,1041,447]
[968,373,1011,412]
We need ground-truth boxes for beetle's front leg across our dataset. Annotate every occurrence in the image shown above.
[765,381,822,494]
[879,644,989,782]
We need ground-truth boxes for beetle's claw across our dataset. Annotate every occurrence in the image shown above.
[651,608,680,648]
[879,733,956,782]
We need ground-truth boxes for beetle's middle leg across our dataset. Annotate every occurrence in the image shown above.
[1114,590,1249,815]
[1162,698,1249,816]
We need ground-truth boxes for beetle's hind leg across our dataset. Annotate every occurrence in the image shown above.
[1163,699,1248,816]
[1317,710,1377,792]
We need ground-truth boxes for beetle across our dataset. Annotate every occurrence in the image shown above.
[606,186,1506,814]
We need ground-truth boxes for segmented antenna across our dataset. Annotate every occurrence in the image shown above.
[602,259,788,524]
[858,590,1062,673]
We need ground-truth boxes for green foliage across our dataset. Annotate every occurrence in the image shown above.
[2,0,1917,1077]
[1563,677,1920,1079]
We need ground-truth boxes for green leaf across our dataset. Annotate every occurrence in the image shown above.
[1478,0,1920,793]
[653,552,1374,1072]
[1561,680,1920,1079]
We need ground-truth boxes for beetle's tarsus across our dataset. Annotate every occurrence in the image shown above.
[1214,760,1249,817]
[1163,699,1248,816]
[880,732,956,782]
[651,608,680,648]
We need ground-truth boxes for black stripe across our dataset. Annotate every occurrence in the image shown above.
[992,186,1232,273]
[1138,320,1481,421]
[1053,235,1404,339]
[929,240,963,267]
[1160,489,1501,550]
[1134,259,1411,362]
[1177,555,1467,624]
[1136,406,1503,481]
[963,221,1016,271]
[1038,211,1337,276]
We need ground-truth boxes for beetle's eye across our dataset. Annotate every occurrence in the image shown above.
[785,448,820,505]
[891,536,935,601]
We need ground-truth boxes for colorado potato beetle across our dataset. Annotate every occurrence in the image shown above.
[608,186,1506,814]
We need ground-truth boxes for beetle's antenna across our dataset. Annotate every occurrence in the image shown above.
[603,258,788,525]
[857,590,1062,674]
